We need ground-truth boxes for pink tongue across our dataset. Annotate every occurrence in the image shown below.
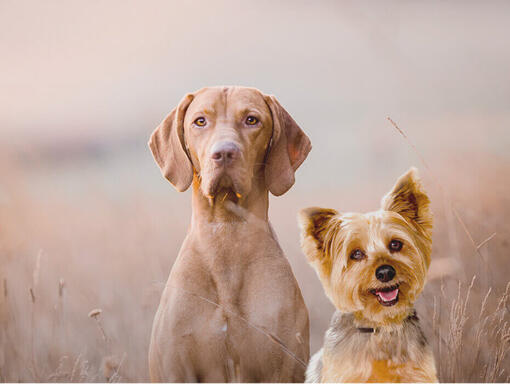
[377,288,398,302]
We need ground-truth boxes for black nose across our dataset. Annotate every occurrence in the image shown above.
[211,142,240,165]
[375,265,396,282]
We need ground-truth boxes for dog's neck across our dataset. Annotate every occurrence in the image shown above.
[353,306,416,330]
[355,310,419,334]
[190,173,270,229]
[325,310,428,363]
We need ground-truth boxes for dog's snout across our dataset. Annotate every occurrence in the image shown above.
[211,142,240,165]
[375,265,396,282]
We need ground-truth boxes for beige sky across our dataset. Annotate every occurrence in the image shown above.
[1,0,509,161]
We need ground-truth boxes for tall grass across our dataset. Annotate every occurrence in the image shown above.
[0,141,509,382]
[387,117,509,382]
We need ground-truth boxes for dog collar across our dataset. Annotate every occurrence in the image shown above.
[356,310,418,334]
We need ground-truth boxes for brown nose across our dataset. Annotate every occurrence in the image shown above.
[211,142,240,165]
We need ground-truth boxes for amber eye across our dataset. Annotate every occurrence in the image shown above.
[350,249,366,261]
[389,239,403,252]
[194,117,207,127]
[245,116,258,125]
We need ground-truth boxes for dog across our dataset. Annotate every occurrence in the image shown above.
[148,86,311,382]
[298,168,437,382]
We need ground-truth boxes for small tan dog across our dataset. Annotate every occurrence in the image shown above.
[298,168,438,382]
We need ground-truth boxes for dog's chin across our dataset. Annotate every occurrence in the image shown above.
[202,173,244,204]
[356,283,414,325]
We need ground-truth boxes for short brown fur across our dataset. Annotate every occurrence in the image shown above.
[148,86,311,382]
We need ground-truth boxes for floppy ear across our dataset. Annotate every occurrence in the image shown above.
[264,95,312,196]
[148,94,194,192]
[381,167,432,236]
[298,207,338,261]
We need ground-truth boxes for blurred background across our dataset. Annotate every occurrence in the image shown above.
[1,0,509,381]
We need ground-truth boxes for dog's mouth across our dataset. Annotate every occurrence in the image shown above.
[370,284,400,306]
[207,188,240,205]
[205,174,242,205]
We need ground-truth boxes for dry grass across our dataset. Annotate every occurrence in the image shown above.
[0,138,509,382]
[387,117,510,382]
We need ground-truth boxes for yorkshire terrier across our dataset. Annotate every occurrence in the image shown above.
[298,168,437,382]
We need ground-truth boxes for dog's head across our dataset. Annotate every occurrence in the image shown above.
[298,168,433,325]
[149,86,311,202]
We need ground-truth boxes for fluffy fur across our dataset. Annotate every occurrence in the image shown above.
[299,167,437,382]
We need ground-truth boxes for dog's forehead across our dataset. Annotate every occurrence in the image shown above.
[341,211,409,237]
[227,87,267,107]
[189,86,268,115]
[359,211,405,231]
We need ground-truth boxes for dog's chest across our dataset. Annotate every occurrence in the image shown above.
[367,360,407,382]
[185,223,294,315]
[322,355,409,383]
[320,311,432,382]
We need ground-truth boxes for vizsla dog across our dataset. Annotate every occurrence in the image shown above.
[148,86,311,382]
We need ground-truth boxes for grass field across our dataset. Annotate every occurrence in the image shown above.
[2,1,510,382]
[0,134,509,382]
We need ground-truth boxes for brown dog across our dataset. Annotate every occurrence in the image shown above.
[148,86,311,382]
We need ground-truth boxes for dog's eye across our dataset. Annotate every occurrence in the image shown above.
[350,249,366,261]
[194,117,207,127]
[389,239,403,252]
[245,116,258,125]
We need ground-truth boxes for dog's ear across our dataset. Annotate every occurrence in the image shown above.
[381,167,432,236]
[149,94,194,192]
[264,95,311,196]
[298,207,338,260]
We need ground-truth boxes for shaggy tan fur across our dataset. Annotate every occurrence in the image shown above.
[299,168,437,382]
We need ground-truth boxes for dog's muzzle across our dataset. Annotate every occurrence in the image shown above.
[210,141,241,167]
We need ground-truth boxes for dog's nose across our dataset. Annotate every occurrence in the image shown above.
[210,142,240,165]
[375,265,396,282]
